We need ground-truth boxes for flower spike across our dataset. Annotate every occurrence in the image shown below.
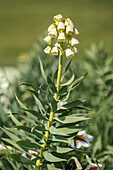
[44,14,79,58]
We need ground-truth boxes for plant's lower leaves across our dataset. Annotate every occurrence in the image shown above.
[43,151,66,162]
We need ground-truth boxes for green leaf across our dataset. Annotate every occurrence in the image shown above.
[33,94,46,113]
[23,108,48,121]
[38,56,47,81]
[15,94,27,110]
[61,74,75,86]
[16,126,43,140]
[9,111,22,126]
[47,164,62,170]
[16,140,41,149]
[32,125,46,132]
[9,154,35,165]
[54,114,89,124]
[58,98,88,111]
[51,135,71,144]
[2,138,29,155]
[69,72,88,91]
[1,127,20,142]
[19,82,39,91]
[56,146,73,153]
[49,126,81,136]
[49,91,57,112]
[61,59,72,81]
[43,151,66,162]
[47,76,57,93]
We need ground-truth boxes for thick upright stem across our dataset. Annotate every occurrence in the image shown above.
[36,48,62,170]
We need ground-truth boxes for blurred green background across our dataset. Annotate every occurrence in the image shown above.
[0,0,113,66]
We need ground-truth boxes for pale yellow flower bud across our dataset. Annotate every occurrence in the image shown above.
[65,48,74,58]
[44,35,52,45]
[51,46,58,55]
[66,25,73,34]
[53,14,63,23]
[58,22,65,31]
[49,28,57,38]
[48,24,55,32]
[70,38,79,46]
[44,46,51,54]
[75,28,79,35]
[72,46,78,53]
[58,32,65,42]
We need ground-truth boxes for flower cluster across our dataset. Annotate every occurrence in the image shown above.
[44,14,79,58]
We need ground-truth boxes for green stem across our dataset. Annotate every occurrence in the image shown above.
[36,47,63,170]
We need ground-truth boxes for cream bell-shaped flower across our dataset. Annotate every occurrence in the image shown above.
[48,24,55,32]
[66,25,73,34]
[65,18,72,26]
[58,22,65,31]
[58,32,65,42]
[53,14,63,24]
[75,28,79,35]
[44,35,52,45]
[72,46,78,53]
[76,130,93,149]
[85,163,102,170]
[51,46,58,55]
[70,38,79,46]
[49,28,57,38]
[65,48,74,58]
[44,46,51,54]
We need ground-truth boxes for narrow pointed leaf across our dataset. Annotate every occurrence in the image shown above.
[1,127,20,142]
[16,140,41,149]
[23,108,48,121]
[9,111,22,126]
[9,154,35,165]
[43,151,66,162]
[47,76,57,93]
[49,126,81,136]
[39,56,47,81]
[56,146,73,153]
[54,115,89,124]
[61,74,75,86]
[49,91,57,112]
[47,164,62,170]
[2,138,29,155]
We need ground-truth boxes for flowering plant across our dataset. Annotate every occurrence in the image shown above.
[1,14,91,170]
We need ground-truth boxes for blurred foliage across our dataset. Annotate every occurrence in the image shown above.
[79,43,113,169]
